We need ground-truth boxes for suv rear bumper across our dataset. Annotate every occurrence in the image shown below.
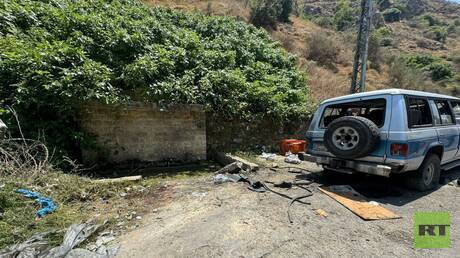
[302,153,395,177]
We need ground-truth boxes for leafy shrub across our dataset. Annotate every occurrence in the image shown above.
[368,33,383,71]
[278,0,293,23]
[375,27,393,46]
[334,0,355,31]
[388,57,427,90]
[382,8,401,23]
[304,33,340,68]
[377,0,392,10]
[404,54,454,81]
[313,16,334,29]
[0,0,309,159]
[250,0,293,28]
[420,14,443,27]
[428,62,453,81]
[424,26,448,43]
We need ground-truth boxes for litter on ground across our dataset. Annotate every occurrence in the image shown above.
[319,185,401,220]
[16,189,57,219]
[284,152,302,164]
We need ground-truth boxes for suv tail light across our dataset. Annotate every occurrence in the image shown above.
[391,143,409,156]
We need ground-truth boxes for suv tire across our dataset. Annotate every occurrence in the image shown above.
[405,154,440,191]
[324,116,380,159]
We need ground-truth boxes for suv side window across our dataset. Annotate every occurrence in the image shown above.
[434,100,454,125]
[407,97,432,128]
[450,101,460,123]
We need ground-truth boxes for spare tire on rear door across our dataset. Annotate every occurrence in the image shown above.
[324,116,380,159]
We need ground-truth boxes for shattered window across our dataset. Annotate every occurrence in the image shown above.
[407,98,432,127]
[320,99,386,128]
[434,100,454,125]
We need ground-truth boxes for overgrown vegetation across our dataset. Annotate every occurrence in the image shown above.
[333,0,355,31]
[0,134,216,249]
[0,0,309,159]
[404,54,454,81]
[249,0,294,28]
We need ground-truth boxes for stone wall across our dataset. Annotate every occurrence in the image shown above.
[80,102,206,165]
[206,114,308,153]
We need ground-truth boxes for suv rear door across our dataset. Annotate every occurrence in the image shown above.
[307,95,391,163]
[429,99,459,163]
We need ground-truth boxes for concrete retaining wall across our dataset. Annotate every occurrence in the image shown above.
[80,102,206,165]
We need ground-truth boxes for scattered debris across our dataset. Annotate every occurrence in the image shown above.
[191,192,207,198]
[95,175,142,184]
[273,181,293,189]
[214,173,248,184]
[119,192,128,197]
[213,152,259,172]
[319,185,401,220]
[16,189,57,219]
[214,162,243,175]
[260,152,276,161]
[46,222,103,257]
[247,181,266,193]
[284,153,301,164]
[315,209,328,218]
[0,222,118,258]
[0,231,51,258]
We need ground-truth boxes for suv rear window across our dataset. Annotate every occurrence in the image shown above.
[407,98,432,127]
[434,100,454,125]
[321,99,386,128]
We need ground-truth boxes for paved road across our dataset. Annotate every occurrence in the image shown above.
[117,160,460,257]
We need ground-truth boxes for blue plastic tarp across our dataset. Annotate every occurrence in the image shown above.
[16,189,57,218]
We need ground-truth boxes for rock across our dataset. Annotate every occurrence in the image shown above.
[213,152,259,172]
[119,192,127,197]
[214,162,243,175]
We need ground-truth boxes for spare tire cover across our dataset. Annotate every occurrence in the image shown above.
[324,116,380,159]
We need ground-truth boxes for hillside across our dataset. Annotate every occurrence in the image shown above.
[145,0,460,101]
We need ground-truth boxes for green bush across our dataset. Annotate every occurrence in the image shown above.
[428,62,453,81]
[375,26,393,46]
[404,54,454,81]
[313,16,334,29]
[368,33,383,71]
[382,8,401,23]
[424,26,448,43]
[388,57,427,90]
[420,14,443,27]
[250,0,293,28]
[334,0,355,31]
[278,0,293,23]
[0,0,309,159]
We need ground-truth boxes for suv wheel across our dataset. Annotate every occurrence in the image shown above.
[405,154,440,191]
[324,116,380,159]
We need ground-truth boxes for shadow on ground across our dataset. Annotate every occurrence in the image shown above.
[296,167,460,206]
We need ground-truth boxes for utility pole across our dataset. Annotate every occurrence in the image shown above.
[350,0,373,94]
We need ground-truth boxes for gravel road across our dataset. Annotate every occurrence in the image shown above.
[116,159,460,257]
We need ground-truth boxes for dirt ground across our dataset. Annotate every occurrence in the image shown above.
[116,157,460,257]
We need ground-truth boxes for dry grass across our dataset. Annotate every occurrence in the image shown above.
[0,132,214,250]
[305,62,349,102]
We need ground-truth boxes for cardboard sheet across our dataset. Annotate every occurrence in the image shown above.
[319,185,401,220]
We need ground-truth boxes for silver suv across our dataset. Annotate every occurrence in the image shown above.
[304,89,460,191]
